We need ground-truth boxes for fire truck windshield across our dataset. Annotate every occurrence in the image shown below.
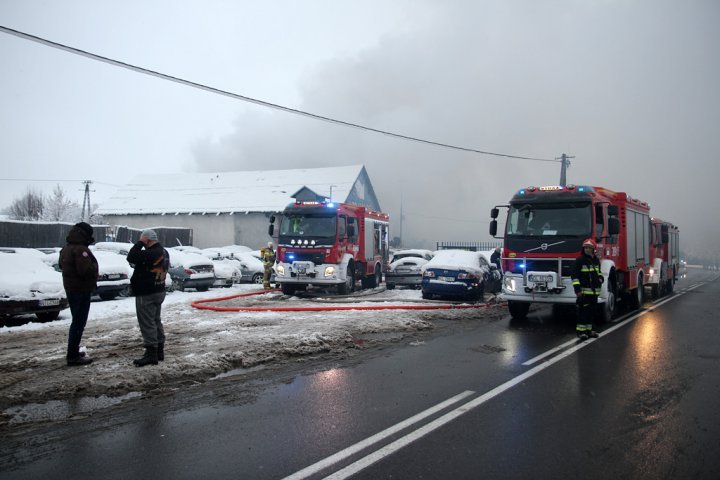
[507,202,592,237]
[279,214,337,238]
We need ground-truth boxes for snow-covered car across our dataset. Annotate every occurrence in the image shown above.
[385,249,434,290]
[94,241,135,256]
[235,252,265,284]
[172,245,203,254]
[421,249,491,301]
[0,252,68,322]
[210,258,242,287]
[220,245,253,255]
[478,250,502,294]
[45,249,132,301]
[167,249,215,292]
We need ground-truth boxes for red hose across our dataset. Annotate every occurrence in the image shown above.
[191,289,505,312]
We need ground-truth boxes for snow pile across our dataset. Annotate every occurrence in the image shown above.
[0,285,506,424]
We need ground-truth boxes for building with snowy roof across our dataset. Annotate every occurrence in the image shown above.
[94,165,382,248]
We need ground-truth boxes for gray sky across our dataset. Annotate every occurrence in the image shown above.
[1,0,718,258]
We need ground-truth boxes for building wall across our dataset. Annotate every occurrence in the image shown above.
[103,212,275,248]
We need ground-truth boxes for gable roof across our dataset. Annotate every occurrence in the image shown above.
[95,165,377,215]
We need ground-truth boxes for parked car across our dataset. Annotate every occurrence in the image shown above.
[421,249,491,301]
[235,250,266,284]
[94,241,135,256]
[478,249,503,294]
[45,249,132,301]
[210,258,242,287]
[0,251,68,321]
[386,249,434,289]
[167,249,215,292]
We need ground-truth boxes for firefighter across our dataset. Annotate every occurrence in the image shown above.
[262,241,276,289]
[571,238,604,340]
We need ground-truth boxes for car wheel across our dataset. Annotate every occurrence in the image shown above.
[386,282,396,290]
[631,274,644,310]
[252,273,263,284]
[281,284,297,295]
[173,278,184,292]
[600,278,617,323]
[36,310,60,322]
[197,286,209,292]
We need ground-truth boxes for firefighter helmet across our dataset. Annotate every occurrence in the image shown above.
[582,238,597,250]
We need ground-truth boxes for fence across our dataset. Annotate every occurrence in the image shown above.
[0,221,192,248]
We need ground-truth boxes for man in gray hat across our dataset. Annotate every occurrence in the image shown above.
[126,229,169,367]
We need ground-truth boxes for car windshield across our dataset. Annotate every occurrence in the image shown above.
[279,214,337,238]
[507,202,591,237]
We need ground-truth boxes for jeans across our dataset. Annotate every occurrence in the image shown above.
[67,292,92,359]
[135,291,166,347]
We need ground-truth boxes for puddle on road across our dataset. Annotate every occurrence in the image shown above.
[211,364,266,380]
[5,392,143,424]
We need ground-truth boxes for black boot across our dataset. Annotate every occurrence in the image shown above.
[133,347,159,367]
[157,343,165,362]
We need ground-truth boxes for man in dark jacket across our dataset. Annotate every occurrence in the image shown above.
[490,246,502,271]
[127,229,169,367]
[59,222,98,366]
[571,238,604,340]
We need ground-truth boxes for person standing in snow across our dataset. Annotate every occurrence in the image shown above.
[262,241,276,289]
[127,229,169,367]
[59,222,98,366]
[571,238,604,340]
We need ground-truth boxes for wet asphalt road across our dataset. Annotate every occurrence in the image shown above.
[2,269,719,480]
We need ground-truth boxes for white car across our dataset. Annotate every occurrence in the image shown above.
[0,251,68,322]
[167,249,215,292]
[385,249,434,289]
[45,249,132,301]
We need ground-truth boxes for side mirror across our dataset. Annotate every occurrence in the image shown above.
[268,224,274,236]
[608,218,620,236]
[490,208,499,219]
[489,220,498,237]
[607,205,619,216]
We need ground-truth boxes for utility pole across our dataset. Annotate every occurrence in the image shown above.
[80,180,93,222]
[556,153,574,186]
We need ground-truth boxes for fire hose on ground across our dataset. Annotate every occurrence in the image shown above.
[191,289,507,312]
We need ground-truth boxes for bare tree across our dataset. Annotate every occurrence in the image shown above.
[42,184,80,222]
[8,188,44,221]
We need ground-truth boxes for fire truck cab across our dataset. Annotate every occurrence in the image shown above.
[647,218,680,298]
[489,185,653,321]
[269,201,390,295]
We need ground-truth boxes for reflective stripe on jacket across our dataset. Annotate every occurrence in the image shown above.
[572,253,604,295]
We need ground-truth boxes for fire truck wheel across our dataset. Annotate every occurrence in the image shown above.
[338,264,354,295]
[600,280,617,323]
[631,275,645,309]
[281,284,297,295]
[508,301,530,320]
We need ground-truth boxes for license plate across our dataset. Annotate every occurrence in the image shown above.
[438,276,455,282]
[38,299,60,307]
[297,267,306,274]
[530,275,553,283]
[107,274,120,280]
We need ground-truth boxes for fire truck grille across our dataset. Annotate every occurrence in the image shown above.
[509,259,575,277]
[290,252,326,264]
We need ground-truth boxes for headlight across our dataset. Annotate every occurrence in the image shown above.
[324,266,335,277]
[503,276,516,292]
[276,264,285,276]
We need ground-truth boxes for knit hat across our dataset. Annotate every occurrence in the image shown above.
[141,229,158,241]
[75,222,93,237]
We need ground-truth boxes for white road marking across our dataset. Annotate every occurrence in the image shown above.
[285,281,708,480]
[281,390,475,480]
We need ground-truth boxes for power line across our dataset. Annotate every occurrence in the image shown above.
[0,24,559,164]
[0,178,123,187]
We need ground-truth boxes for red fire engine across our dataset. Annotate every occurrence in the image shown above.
[647,218,680,298]
[269,201,390,295]
[489,185,655,321]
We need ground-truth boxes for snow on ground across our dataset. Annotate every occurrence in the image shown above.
[0,284,505,425]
